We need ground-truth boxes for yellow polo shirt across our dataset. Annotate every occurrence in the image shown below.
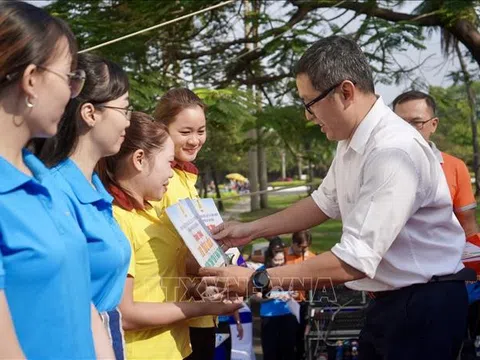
[113,196,191,360]
[151,164,216,329]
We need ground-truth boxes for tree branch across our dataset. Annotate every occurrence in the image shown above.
[290,0,441,26]
[236,73,290,86]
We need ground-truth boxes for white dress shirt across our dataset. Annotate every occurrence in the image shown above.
[311,97,465,292]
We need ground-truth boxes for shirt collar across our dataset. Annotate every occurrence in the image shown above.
[347,96,386,155]
[0,149,49,194]
[54,158,112,205]
[109,185,139,211]
[171,160,199,175]
[429,141,444,163]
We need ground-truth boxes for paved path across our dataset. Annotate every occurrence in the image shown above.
[220,198,251,220]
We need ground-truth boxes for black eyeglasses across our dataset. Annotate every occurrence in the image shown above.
[37,65,86,98]
[96,105,133,120]
[407,116,436,130]
[302,81,353,115]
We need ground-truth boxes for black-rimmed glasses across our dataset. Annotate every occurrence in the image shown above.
[96,105,134,120]
[407,116,436,130]
[303,81,347,115]
[37,65,86,98]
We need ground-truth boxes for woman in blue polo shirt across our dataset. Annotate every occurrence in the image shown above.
[0,2,109,358]
[36,52,131,359]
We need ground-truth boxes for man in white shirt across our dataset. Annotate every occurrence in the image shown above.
[200,35,470,359]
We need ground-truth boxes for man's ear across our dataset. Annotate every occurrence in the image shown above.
[340,80,355,102]
[80,102,96,128]
[132,149,146,172]
[431,117,439,134]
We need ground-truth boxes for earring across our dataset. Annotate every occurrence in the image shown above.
[25,96,35,108]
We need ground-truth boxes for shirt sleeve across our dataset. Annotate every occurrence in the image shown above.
[311,157,341,220]
[331,148,421,279]
[113,208,136,278]
[453,160,476,213]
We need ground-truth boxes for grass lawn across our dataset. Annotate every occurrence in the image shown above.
[228,193,480,257]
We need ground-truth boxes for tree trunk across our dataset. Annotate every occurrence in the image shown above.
[297,156,303,179]
[281,148,287,179]
[199,172,208,198]
[211,166,224,212]
[455,43,480,196]
[258,142,268,208]
[245,0,260,211]
[448,19,480,70]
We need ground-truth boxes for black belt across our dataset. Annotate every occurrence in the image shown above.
[368,268,476,300]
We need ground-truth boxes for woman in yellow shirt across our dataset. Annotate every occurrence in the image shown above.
[153,88,217,360]
[98,111,241,360]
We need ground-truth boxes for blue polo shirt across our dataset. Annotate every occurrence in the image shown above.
[0,150,95,359]
[51,158,131,312]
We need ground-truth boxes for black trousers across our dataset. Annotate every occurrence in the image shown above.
[261,314,298,360]
[359,281,468,360]
[184,327,216,360]
[216,321,232,360]
[295,302,309,360]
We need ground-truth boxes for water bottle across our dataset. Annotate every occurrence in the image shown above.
[351,340,359,360]
[335,340,344,360]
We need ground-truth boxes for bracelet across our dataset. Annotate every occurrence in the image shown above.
[236,320,241,325]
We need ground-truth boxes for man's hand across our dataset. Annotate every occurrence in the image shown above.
[212,221,255,248]
[199,266,255,297]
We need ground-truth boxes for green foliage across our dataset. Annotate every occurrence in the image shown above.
[45,0,480,184]
[257,105,335,175]
[193,88,256,174]
[429,82,480,166]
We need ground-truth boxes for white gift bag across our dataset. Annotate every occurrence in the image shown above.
[229,304,256,360]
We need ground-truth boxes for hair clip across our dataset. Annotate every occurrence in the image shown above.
[5,73,15,81]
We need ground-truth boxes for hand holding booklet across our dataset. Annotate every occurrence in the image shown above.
[166,198,246,268]
[166,198,227,267]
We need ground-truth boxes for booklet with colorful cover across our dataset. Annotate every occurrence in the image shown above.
[166,199,226,267]
[181,198,246,267]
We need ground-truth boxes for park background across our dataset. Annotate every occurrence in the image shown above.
[41,0,480,357]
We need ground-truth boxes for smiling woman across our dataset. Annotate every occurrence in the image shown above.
[152,88,219,360]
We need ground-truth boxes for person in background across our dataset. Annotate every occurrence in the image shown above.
[255,240,298,360]
[392,90,479,239]
[393,90,480,360]
[153,88,218,360]
[286,230,316,263]
[98,111,241,360]
[250,236,284,264]
[36,53,132,360]
[286,230,316,360]
[0,2,111,358]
